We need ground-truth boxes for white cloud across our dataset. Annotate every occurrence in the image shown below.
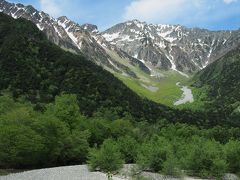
[123,0,189,22]
[123,0,240,27]
[39,0,62,17]
[223,0,238,4]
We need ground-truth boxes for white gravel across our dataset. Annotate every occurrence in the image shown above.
[0,165,124,180]
[174,82,194,106]
[1,165,237,180]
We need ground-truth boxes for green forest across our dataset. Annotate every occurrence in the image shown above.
[0,13,240,179]
[0,94,240,178]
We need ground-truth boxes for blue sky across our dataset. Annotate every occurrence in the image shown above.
[8,0,240,31]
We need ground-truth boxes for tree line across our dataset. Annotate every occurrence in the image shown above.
[0,94,239,179]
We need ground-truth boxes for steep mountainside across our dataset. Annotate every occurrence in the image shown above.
[102,20,240,74]
[0,12,191,123]
[0,0,149,77]
[1,12,235,127]
[1,0,240,79]
[192,46,240,123]
[1,0,240,109]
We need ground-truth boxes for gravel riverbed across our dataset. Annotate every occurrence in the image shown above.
[0,165,124,180]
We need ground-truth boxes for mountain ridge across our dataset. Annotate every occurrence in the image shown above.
[102,19,240,73]
[2,12,225,127]
[1,0,240,79]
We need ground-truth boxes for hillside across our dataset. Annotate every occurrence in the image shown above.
[0,13,147,117]
[1,10,240,180]
[192,46,240,123]
[1,0,240,107]
[0,12,192,124]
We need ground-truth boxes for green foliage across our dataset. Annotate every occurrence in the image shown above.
[45,94,80,130]
[117,136,138,163]
[0,94,90,168]
[0,124,44,168]
[193,46,240,125]
[0,94,240,178]
[110,119,134,139]
[183,137,227,178]
[137,136,170,172]
[0,95,17,114]
[162,153,182,177]
[224,140,240,173]
[84,118,111,146]
[87,139,123,172]
[0,12,226,127]
[0,13,240,179]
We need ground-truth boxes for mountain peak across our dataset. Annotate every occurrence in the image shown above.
[81,23,98,33]
[57,16,69,22]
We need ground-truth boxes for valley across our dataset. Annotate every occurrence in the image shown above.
[116,71,190,106]
[1,0,239,107]
[0,0,240,179]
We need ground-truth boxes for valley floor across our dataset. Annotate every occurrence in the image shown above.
[0,165,124,180]
[1,165,238,180]
[117,70,192,106]
[174,82,194,106]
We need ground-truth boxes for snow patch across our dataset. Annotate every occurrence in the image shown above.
[166,47,189,78]
[203,39,215,68]
[102,32,120,41]
[36,24,44,31]
[141,84,159,92]
[54,26,62,38]
[58,20,82,50]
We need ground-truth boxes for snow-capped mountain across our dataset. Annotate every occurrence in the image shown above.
[0,0,148,77]
[0,1,80,52]
[102,20,240,74]
[1,0,240,78]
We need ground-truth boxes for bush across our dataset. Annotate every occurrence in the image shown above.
[117,135,138,163]
[137,136,170,172]
[224,140,240,173]
[162,153,182,177]
[0,124,44,168]
[87,139,123,172]
[184,136,227,178]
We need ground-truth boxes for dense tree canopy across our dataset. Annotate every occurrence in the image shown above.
[0,12,240,179]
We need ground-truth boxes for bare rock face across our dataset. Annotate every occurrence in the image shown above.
[1,0,240,77]
[0,0,144,77]
[0,0,79,53]
[102,20,240,73]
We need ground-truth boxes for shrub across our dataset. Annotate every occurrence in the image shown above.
[87,139,123,172]
[137,136,170,172]
[117,135,138,163]
[224,140,240,173]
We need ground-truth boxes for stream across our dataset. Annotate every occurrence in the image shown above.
[174,82,194,106]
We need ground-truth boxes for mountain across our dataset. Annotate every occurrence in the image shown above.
[1,0,240,108]
[2,12,235,127]
[0,12,179,122]
[2,0,240,80]
[192,45,240,124]
[0,0,150,78]
[102,20,240,74]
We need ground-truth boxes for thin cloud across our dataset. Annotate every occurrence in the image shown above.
[223,0,238,4]
[39,0,62,17]
[123,0,188,23]
[123,0,240,29]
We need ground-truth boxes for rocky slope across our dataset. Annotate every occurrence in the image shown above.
[0,0,148,77]
[1,0,240,78]
[102,20,240,74]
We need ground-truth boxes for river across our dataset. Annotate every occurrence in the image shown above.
[174,82,194,106]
